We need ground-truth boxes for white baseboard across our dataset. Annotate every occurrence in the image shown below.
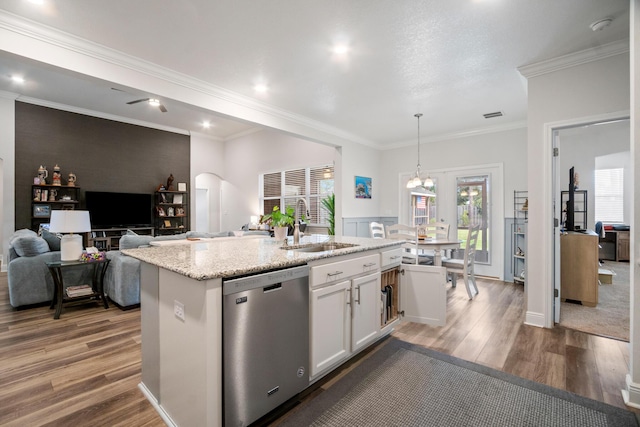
[524,310,545,328]
[138,382,177,427]
[622,374,640,408]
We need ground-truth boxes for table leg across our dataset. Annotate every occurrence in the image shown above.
[97,261,110,309]
[48,267,64,319]
[434,248,442,266]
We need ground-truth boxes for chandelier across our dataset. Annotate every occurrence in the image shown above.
[406,113,434,189]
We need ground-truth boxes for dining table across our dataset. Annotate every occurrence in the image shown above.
[416,238,462,266]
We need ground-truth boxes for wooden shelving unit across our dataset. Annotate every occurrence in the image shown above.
[31,184,81,231]
[155,190,189,235]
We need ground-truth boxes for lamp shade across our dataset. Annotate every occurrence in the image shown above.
[49,210,92,233]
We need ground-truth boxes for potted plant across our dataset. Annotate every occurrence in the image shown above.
[321,193,335,236]
[261,206,295,241]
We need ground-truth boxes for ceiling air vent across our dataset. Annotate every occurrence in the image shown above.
[483,111,503,119]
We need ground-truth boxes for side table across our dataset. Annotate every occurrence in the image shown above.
[46,258,111,319]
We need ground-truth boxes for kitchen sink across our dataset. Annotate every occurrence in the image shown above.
[282,242,359,252]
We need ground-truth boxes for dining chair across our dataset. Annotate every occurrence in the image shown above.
[442,224,480,299]
[369,221,385,239]
[418,222,451,261]
[385,224,432,265]
[422,222,450,240]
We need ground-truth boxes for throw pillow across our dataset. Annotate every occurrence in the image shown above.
[9,229,38,246]
[119,234,154,250]
[42,230,61,251]
[12,236,51,257]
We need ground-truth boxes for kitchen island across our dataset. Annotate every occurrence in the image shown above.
[123,235,402,427]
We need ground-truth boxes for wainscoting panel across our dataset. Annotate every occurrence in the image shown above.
[342,217,398,237]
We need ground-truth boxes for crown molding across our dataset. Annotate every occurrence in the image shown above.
[17,96,190,135]
[382,120,528,150]
[0,89,19,100]
[189,131,224,142]
[224,126,267,142]
[0,10,374,148]
[518,39,629,79]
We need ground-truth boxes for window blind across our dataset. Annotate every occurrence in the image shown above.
[594,168,624,223]
[260,165,334,226]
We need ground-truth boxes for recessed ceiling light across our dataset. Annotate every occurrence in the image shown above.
[11,75,25,84]
[202,121,211,129]
[148,98,160,107]
[254,84,268,93]
[332,44,349,55]
[27,0,44,4]
[590,18,613,32]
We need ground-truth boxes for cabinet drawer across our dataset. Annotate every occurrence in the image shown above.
[310,254,380,287]
[381,248,403,269]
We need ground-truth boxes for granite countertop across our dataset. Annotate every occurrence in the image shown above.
[122,235,401,280]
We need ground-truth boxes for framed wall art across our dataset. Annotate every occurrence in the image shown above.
[33,204,51,217]
[355,176,372,199]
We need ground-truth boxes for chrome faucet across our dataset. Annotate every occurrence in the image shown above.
[293,198,310,244]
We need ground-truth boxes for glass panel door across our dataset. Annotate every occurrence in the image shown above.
[455,175,489,263]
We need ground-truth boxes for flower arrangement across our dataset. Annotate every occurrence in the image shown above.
[80,251,106,262]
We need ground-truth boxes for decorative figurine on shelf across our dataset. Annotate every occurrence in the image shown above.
[167,207,175,217]
[48,189,57,202]
[166,174,175,191]
[52,164,61,186]
[33,188,41,201]
[37,165,48,185]
[67,172,76,186]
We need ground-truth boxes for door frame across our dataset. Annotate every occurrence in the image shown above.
[544,112,630,326]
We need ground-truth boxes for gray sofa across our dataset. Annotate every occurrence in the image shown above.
[7,229,92,308]
[104,230,270,308]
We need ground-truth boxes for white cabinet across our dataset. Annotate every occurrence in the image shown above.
[309,249,447,380]
[309,271,381,378]
[310,280,351,377]
[398,265,447,325]
[351,273,381,352]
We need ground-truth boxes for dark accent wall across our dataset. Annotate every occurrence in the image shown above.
[15,102,190,230]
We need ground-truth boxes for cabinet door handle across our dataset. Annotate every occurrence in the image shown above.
[363,262,377,268]
[354,285,361,304]
[327,271,343,277]
[390,255,401,260]
[346,288,351,305]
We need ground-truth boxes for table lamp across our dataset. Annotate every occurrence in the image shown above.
[49,210,92,261]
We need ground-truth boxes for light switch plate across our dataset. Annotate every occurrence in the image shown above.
[174,300,185,321]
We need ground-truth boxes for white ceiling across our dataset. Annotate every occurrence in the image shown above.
[0,0,630,148]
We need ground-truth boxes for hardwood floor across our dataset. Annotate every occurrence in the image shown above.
[0,272,636,426]
[0,272,164,427]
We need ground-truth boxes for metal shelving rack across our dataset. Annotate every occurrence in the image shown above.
[513,190,528,285]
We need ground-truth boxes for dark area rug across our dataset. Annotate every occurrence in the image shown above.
[280,338,638,427]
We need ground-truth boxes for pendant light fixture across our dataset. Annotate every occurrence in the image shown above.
[407,113,424,189]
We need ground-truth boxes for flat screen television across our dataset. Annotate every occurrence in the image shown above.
[566,167,575,231]
[85,191,153,229]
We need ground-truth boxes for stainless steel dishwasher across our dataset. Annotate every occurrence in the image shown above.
[223,265,309,427]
